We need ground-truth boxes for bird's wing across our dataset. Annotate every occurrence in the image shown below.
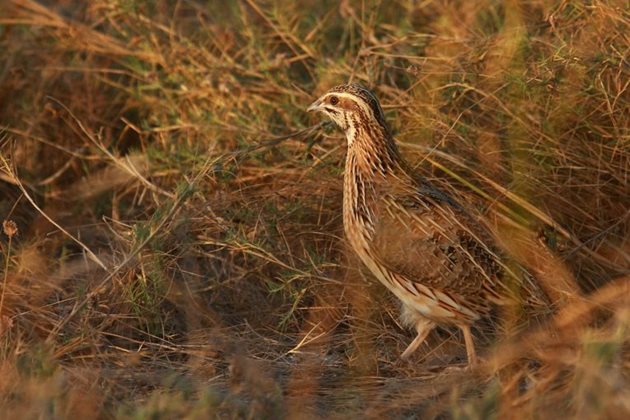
[369,186,504,317]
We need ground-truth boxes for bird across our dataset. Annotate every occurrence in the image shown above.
[307,83,548,364]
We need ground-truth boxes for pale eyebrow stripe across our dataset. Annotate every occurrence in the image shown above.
[324,92,373,116]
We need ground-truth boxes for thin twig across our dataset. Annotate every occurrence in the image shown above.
[0,154,109,271]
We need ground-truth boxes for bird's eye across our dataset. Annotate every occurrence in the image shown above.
[329,96,339,105]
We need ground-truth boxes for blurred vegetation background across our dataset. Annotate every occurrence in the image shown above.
[0,0,628,418]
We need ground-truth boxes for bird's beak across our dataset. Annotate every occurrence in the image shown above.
[307,98,323,113]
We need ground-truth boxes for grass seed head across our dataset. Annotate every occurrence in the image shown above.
[2,220,18,238]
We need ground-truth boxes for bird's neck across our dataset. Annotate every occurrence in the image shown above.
[346,121,400,171]
[343,124,404,239]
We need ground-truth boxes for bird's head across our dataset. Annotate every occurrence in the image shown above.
[307,83,390,143]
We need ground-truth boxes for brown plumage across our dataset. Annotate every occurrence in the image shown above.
[308,83,548,363]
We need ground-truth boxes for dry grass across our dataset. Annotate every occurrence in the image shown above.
[0,0,628,418]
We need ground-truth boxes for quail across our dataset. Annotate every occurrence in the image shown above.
[308,83,547,363]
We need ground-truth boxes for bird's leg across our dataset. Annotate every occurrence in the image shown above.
[460,324,477,365]
[401,318,435,360]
